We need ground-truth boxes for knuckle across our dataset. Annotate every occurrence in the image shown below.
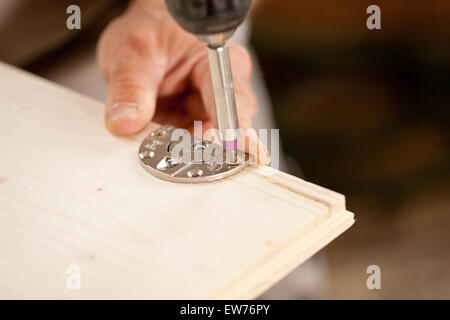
[125,28,155,58]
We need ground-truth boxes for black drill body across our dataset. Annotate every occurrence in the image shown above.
[165,0,252,36]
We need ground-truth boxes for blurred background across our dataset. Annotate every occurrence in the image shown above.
[1,0,449,299]
[251,0,450,299]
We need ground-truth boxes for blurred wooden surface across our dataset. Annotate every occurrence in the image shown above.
[0,62,353,299]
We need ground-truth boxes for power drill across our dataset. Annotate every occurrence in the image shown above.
[165,0,252,164]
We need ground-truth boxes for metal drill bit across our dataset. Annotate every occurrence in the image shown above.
[206,43,239,164]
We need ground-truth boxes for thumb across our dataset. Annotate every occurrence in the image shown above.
[104,60,164,136]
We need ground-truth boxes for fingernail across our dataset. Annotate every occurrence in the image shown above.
[108,102,139,122]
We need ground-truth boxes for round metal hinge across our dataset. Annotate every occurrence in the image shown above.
[138,125,249,183]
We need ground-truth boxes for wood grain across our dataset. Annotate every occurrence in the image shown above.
[0,62,354,299]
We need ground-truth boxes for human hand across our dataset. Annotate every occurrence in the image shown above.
[97,0,269,164]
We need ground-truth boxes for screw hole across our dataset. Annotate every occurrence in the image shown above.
[139,150,155,159]
[193,141,209,150]
[187,169,203,178]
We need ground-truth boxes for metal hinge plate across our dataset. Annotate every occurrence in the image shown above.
[138,126,249,183]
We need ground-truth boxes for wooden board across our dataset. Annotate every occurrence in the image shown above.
[0,62,354,299]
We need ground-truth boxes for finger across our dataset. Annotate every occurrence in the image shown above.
[101,35,166,136]
[191,43,269,165]
[238,127,271,166]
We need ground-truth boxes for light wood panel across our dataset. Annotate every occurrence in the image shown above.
[0,62,354,299]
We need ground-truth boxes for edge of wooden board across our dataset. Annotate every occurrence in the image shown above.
[211,210,355,299]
